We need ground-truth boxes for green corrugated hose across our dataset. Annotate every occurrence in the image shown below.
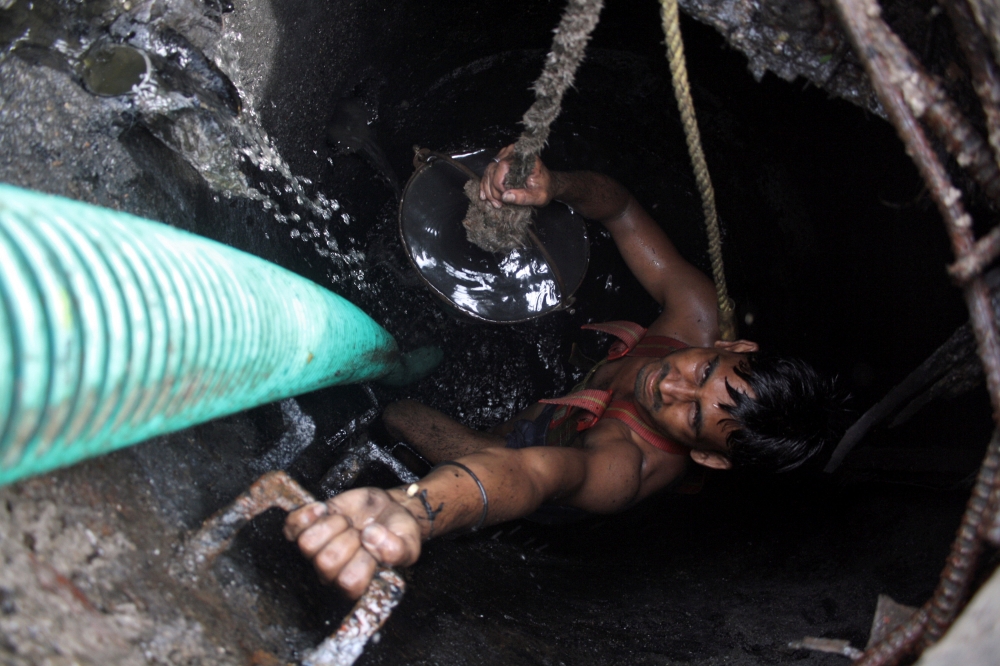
[0,184,425,486]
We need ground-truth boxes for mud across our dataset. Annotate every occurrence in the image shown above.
[0,453,243,665]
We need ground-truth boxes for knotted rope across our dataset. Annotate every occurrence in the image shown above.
[462,0,736,341]
[660,0,737,340]
[462,0,605,253]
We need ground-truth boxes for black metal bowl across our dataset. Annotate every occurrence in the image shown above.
[399,149,589,323]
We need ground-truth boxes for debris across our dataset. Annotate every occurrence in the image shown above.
[867,595,918,648]
[788,636,864,659]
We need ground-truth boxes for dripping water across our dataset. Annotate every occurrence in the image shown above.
[0,0,367,276]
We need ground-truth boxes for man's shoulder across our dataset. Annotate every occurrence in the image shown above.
[580,419,691,494]
[644,309,719,348]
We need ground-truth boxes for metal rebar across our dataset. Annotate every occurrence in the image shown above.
[855,606,929,666]
[831,2,1000,207]
[302,567,406,666]
[184,470,317,571]
[923,430,1000,645]
[944,0,1000,173]
[833,0,1000,660]
[182,471,406,666]
[948,225,1000,284]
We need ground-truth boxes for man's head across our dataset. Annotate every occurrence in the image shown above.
[634,341,845,472]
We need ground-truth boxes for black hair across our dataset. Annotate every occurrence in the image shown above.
[722,353,849,473]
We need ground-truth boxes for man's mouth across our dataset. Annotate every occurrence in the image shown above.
[644,361,667,411]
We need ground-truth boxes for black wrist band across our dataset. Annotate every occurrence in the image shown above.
[433,460,489,531]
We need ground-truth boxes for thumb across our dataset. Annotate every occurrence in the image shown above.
[360,523,418,566]
[501,189,532,206]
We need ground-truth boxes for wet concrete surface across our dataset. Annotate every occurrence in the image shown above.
[0,0,994,663]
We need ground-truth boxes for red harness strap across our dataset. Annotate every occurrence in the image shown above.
[582,321,688,359]
[539,321,690,453]
[582,321,646,359]
[603,400,688,454]
[630,335,690,358]
[540,389,613,431]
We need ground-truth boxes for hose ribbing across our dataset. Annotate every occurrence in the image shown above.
[0,184,399,485]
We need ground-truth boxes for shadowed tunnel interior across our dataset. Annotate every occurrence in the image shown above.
[1,0,996,664]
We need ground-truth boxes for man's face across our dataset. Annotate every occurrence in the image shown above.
[633,340,759,468]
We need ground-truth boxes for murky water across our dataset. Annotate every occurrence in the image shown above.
[326,96,401,199]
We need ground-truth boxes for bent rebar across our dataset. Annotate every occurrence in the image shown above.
[184,471,404,666]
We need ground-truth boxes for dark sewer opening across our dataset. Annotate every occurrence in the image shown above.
[1,0,994,664]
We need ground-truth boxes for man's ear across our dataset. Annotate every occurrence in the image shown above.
[714,339,759,354]
[690,449,733,470]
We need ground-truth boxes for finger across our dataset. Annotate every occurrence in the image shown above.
[360,520,419,567]
[324,487,389,526]
[296,513,351,559]
[337,547,378,600]
[492,163,511,205]
[482,164,507,207]
[283,502,328,541]
[311,526,363,584]
[383,509,422,563]
[500,188,533,206]
[480,164,497,201]
[482,146,516,205]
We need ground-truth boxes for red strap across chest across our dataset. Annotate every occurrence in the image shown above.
[538,322,691,454]
[630,335,690,357]
[581,321,646,359]
[582,321,689,359]
[539,389,613,431]
[603,400,688,454]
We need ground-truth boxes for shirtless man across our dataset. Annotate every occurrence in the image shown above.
[284,145,843,598]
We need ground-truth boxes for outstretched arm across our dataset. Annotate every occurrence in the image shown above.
[481,145,719,344]
[285,427,654,598]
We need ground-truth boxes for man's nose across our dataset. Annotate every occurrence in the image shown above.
[658,375,697,403]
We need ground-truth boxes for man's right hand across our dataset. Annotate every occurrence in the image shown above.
[480,144,556,209]
[283,487,422,599]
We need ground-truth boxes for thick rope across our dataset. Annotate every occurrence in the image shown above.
[660,0,737,340]
[462,0,604,253]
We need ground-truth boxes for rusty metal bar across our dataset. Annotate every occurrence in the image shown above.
[948,225,1000,284]
[944,0,1000,171]
[853,606,929,666]
[980,437,1000,546]
[832,0,1000,662]
[182,471,405,666]
[837,6,1000,206]
[832,0,1000,418]
[184,470,316,570]
[302,568,406,666]
[923,429,1000,645]
[985,495,1000,546]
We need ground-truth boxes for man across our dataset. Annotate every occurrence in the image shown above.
[284,146,844,598]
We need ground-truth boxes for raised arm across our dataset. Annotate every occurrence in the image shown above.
[284,427,656,598]
[481,145,719,344]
